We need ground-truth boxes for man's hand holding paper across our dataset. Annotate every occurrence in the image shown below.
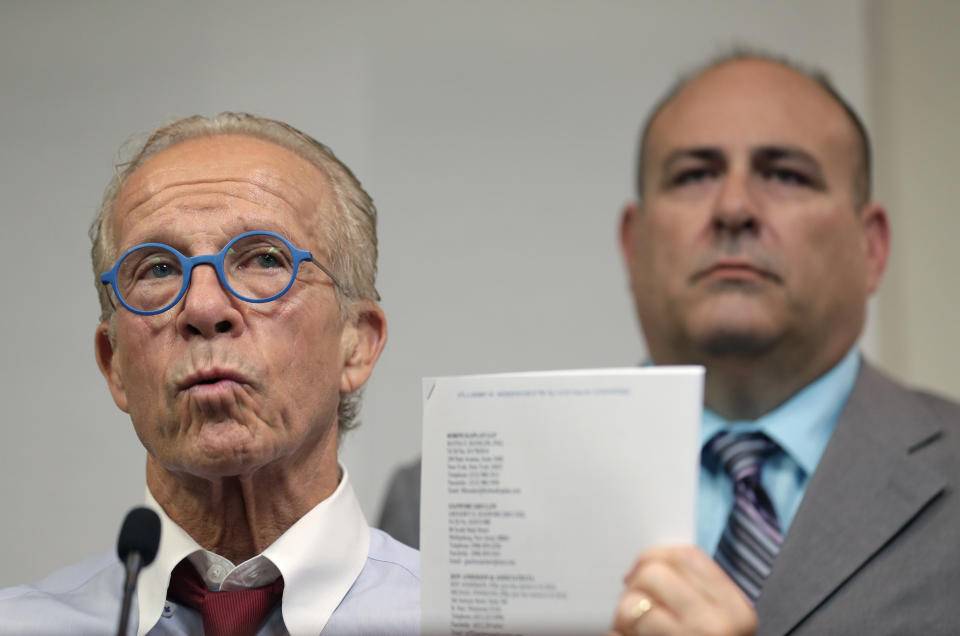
[609,546,756,636]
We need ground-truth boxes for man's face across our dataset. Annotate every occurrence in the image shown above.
[95,135,384,480]
[621,59,888,369]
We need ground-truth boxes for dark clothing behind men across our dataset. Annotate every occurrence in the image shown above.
[378,459,421,549]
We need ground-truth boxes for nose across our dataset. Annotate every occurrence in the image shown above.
[711,169,760,237]
[175,264,244,339]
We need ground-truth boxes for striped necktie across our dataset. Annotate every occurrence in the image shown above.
[705,431,783,603]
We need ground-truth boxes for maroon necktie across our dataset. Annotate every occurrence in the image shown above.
[167,558,285,636]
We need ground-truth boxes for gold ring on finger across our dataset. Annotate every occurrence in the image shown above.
[630,596,653,621]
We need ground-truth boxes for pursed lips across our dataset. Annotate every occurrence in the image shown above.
[176,368,252,393]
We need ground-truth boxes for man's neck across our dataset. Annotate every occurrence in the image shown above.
[700,348,851,421]
[145,445,340,564]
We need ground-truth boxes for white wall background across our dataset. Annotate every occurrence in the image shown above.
[0,0,890,586]
[869,0,960,400]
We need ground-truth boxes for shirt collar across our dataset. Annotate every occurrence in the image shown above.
[136,465,370,636]
[700,348,861,476]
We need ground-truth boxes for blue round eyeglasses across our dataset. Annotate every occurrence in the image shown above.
[100,231,341,316]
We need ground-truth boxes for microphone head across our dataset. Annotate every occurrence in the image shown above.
[116,507,161,567]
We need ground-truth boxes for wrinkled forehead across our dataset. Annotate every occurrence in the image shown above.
[645,60,858,172]
[111,134,335,249]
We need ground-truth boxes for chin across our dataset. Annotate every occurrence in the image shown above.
[682,297,785,357]
[697,329,780,357]
[188,421,271,472]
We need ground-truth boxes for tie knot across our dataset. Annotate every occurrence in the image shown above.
[167,558,284,636]
[704,431,779,481]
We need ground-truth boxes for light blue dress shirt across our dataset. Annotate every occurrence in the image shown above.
[697,348,861,554]
[0,528,418,636]
[0,469,419,635]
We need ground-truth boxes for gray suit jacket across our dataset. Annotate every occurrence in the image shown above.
[377,362,960,633]
[756,362,960,634]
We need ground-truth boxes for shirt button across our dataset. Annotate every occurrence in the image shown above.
[207,564,227,583]
[162,603,175,618]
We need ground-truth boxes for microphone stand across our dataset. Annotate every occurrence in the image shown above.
[114,507,160,636]
[117,550,143,636]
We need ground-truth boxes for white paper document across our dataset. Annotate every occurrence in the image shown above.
[420,367,704,635]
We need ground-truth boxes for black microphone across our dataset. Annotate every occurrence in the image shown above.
[115,507,161,636]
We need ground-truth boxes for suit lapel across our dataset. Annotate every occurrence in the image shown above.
[755,363,946,635]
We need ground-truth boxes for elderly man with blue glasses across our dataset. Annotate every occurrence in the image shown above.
[0,113,419,635]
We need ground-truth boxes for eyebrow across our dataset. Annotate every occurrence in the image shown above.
[122,222,290,252]
[658,145,825,178]
[752,145,820,167]
[660,147,725,174]
[753,145,827,188]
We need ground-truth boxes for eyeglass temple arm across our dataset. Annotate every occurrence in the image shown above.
[308,259,344,292]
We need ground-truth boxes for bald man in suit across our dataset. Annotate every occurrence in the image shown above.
[609,53,960,635]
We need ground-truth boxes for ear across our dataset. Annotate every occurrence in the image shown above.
[339,301,388,394]
[619,200,643,272]
[860,202,891,294]
[95,321,130,413]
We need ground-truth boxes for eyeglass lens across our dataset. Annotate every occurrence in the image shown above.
[115,233,298,312]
